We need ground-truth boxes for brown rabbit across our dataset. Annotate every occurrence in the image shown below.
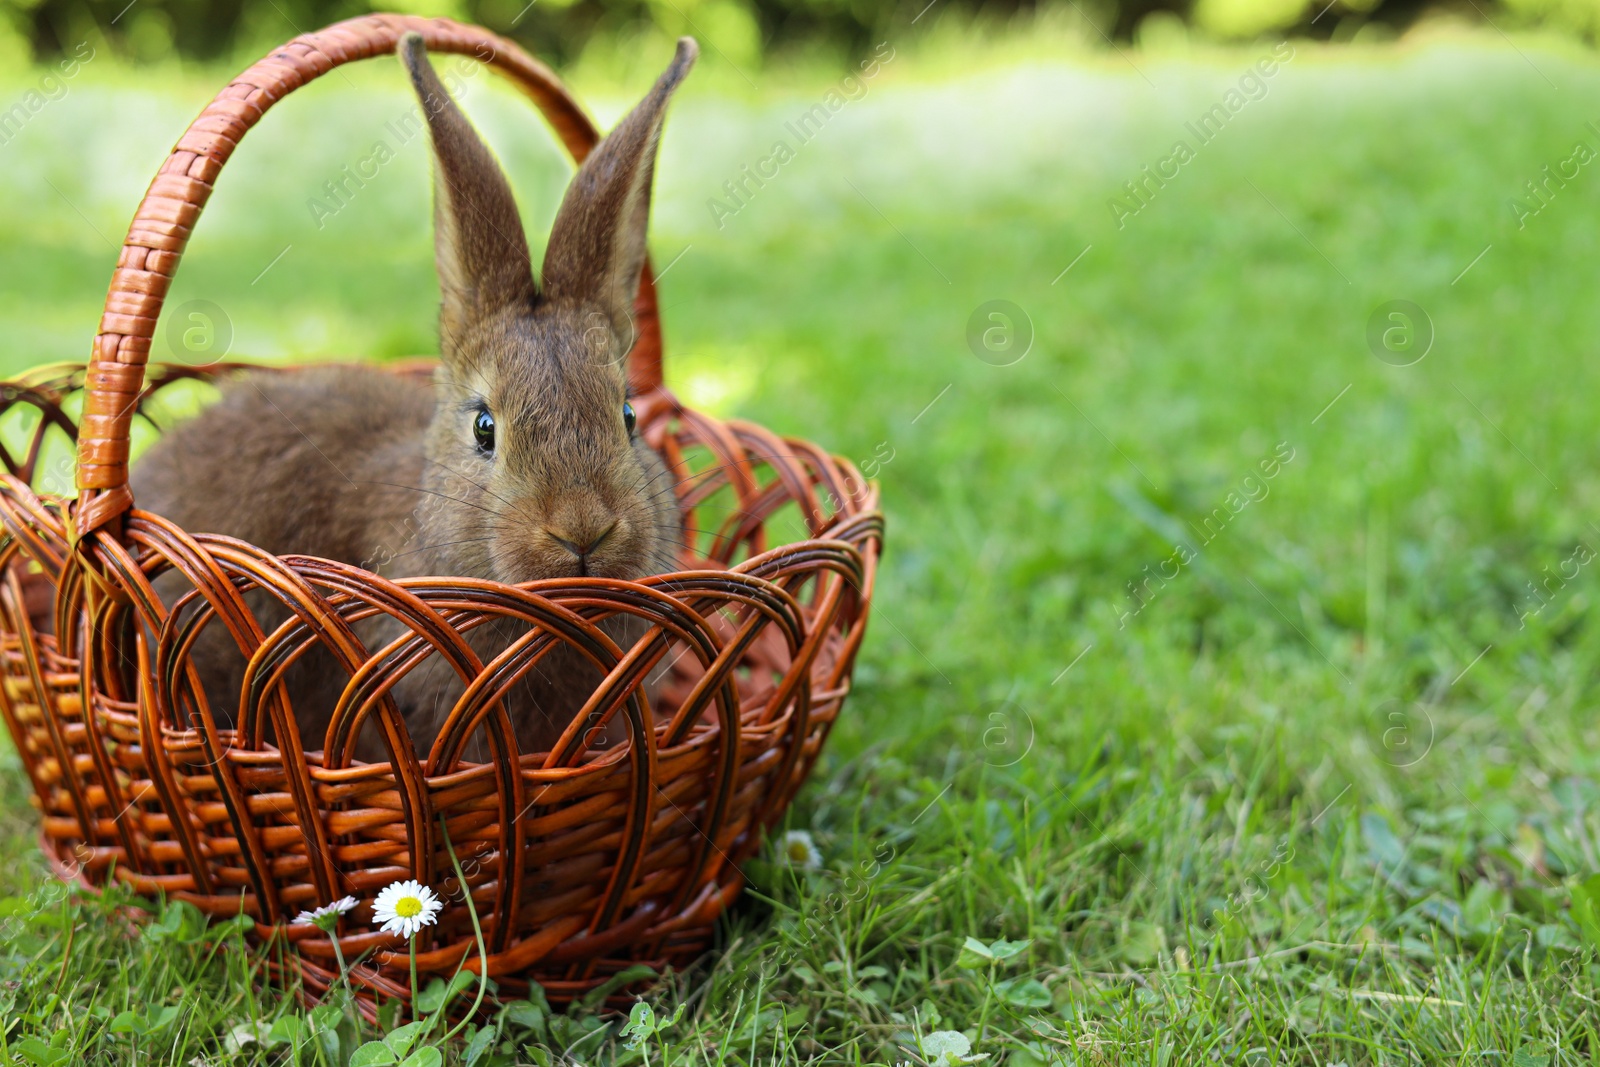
[131,33,696,761]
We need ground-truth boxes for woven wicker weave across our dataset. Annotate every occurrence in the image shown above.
[0,14,881,1011]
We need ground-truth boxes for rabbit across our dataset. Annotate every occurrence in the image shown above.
[130,32,696,763]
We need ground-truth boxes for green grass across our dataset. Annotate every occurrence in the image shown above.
[7,24,1600,1064]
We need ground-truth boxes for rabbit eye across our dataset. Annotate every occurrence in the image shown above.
[473,408,495,453]
[622,401,637,438]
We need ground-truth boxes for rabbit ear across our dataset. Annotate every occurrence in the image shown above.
[541,38,697,340]
[398,33,537,351]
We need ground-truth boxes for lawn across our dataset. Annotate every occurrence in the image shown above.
[4,21,1600,1064]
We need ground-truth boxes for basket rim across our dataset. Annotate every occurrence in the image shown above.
[12,359,883,770]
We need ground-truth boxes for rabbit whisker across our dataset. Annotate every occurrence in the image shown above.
[422,457,520,512]
[360,480,502,519]
[384,536,499,564]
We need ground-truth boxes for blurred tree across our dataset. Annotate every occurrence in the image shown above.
[1501,0,1600,38]
[0,0,1586,64]
[0,0,1004,62]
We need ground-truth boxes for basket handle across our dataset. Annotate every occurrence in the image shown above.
[74,13,667,538]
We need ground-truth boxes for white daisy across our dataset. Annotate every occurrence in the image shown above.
[779,830,823,871]
[372,880,443,939]
[291,895,358,932]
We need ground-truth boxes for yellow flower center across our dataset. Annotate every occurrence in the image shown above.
[395,896,422,918]
[787,842,809,861]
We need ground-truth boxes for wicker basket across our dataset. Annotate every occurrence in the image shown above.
[0,14,881,1012]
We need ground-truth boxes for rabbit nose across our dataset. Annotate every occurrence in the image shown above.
[545,522,617,560]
